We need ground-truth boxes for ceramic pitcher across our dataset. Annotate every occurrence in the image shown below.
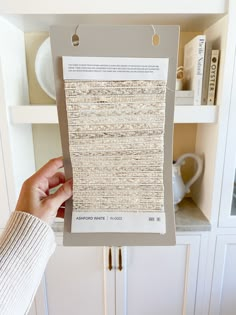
[173,153,203,211]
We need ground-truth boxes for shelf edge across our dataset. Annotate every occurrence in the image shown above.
[10,105,219,124]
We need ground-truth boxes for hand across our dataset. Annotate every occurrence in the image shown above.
[15,157,73,225]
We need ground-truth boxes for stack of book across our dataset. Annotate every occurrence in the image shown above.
[175,90,194,105]
[183,35,219,105]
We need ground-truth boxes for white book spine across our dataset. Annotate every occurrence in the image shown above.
[195,37,205,105]
[175,97,194,105]
[194,73,204,105]
[207,50,219,105]
[184,35,206,106]
[201,42,212,104]
[175,90,194,98]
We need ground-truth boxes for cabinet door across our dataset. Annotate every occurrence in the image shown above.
[35,244,106,315]
[209,235,236,315]
[219,49,236,227]
[124,235,200,315]
[0,134,10,230]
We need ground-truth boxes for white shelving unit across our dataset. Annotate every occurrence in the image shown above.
[10,105,219,124]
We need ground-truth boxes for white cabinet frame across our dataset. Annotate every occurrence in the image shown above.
[218,48,236,227]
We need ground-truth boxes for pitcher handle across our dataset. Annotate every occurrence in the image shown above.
[175,153,203,193]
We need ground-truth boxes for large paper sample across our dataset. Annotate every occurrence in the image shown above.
[63,57,169,233]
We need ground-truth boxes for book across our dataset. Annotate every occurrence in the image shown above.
[207,50,219,105]
[175,97,194,105]
[201,41,213,104]
[183,35,206,105]
[175,90,194,105]
[175,90,194,98]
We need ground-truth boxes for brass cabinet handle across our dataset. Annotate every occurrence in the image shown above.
[118,247,123,271]
[108,247,113,271]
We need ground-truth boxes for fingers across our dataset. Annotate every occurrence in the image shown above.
[16,156,72,225]
[32,157,64,182]
[45,178,73,211]
[48,172,65,189]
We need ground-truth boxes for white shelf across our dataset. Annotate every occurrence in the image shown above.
[3,13,225,33]
[10,105,219,124]
[174,105,219,123]
[1,0,226,15]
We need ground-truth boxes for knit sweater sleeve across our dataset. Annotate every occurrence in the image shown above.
[0,211,56,315]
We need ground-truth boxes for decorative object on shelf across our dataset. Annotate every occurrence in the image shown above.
[173,153,203,211]
[35,37,56,100]
[176,66,184,91]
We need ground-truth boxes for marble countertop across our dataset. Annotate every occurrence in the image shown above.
[175,198,211,231]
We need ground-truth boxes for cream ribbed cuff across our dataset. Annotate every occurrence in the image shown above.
[0,211,56,315]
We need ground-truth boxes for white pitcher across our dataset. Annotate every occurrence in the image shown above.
[173,153,203,211]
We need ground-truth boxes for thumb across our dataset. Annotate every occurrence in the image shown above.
[49,179,73,210]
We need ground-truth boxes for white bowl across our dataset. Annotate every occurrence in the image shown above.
[35,37,56,100]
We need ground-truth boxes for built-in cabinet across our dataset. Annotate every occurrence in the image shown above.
[125,235,201,315]
[1,0,236,314]
[30,235,204,315]
[41,245,105,315]
[209,235,236,315]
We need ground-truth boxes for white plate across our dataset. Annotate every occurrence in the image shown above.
[35,37,56,100]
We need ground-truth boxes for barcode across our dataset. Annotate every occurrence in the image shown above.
[148,217,161,222]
